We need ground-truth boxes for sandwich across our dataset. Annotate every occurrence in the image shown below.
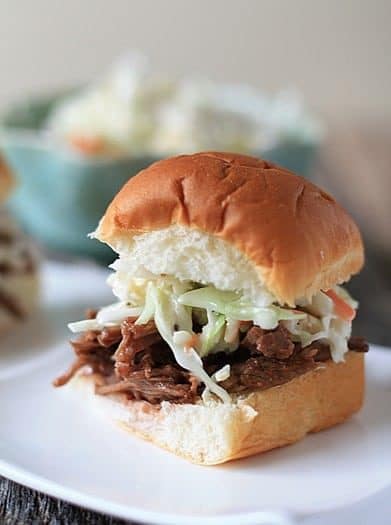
[54,152,368,465]
[0,157,39,333]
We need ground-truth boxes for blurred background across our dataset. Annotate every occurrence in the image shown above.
[1,0,390,118]
[0,0,390,343]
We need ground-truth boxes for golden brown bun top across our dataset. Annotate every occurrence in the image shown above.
[97,152,364,304]
[0,156,14,202]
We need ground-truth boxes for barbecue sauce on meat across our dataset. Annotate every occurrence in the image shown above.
[54,314,368,405]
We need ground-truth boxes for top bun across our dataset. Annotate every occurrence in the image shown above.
[95,152,364,305]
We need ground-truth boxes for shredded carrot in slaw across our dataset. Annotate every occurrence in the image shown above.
[184,333,200,350]
[323,289,356,321]
[69,135,105,155]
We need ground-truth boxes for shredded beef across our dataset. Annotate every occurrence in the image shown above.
[307,340,332,361]
[53,358,88,387]
[97,326,122,347]
[240,325,295,359]
[96,365,199,404]
[348,336,369,353]
[114,318,161,379]
[52,329,117,387]
[216,350,316,393]
[54,313,368,404]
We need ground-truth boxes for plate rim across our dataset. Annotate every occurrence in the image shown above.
[0,458,295,525]
[1,338,390,523]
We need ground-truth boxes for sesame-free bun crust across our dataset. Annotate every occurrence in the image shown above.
[70,352,364,465]
[96,152,363,305]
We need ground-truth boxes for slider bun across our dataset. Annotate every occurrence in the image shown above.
[95,152,364,305]
[0,157,14,202]
[69,352,364,465]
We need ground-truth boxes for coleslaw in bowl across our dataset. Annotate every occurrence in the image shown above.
[0,55,322,261]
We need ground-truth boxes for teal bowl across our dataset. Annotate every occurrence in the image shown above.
[0,92,319,263]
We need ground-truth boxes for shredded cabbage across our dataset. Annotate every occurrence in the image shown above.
[68,275,357,397]
[135,281,156,325]
[212,364,231,382]
[224,318,241,344]
[68,301,142,333]
[68,319,102,333]
[178,286,306,330]
[282,311,352,362]
[288,285,356,361]
[146,283,231,402]
[199,310,226,356]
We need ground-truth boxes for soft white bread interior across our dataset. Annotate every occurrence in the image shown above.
[95,152,364,305]
[69,352,364,465]
[110,225,275,305]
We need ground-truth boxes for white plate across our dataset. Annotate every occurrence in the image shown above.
[0,262,390,525]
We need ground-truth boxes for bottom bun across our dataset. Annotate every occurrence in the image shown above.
[70,352,364,465]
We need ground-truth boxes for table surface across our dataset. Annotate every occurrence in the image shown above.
[1,124,390,524]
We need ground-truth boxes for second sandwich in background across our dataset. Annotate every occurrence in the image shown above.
[0,157,39,334]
